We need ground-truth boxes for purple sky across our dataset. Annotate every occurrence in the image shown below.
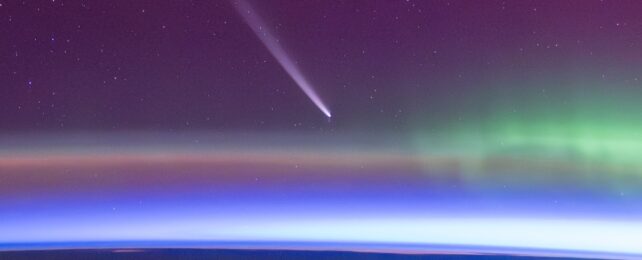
[3,0,642,132]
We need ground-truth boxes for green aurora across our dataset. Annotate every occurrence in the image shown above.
[412,79,642,185]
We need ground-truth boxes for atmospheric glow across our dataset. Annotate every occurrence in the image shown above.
[2,133,642,258]
[2,215,642,258]
[233,0,331,118]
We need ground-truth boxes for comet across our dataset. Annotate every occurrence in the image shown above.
[233,0,332,118]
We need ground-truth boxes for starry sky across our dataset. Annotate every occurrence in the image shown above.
[3,0,642,257]
[3,0,642,133]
